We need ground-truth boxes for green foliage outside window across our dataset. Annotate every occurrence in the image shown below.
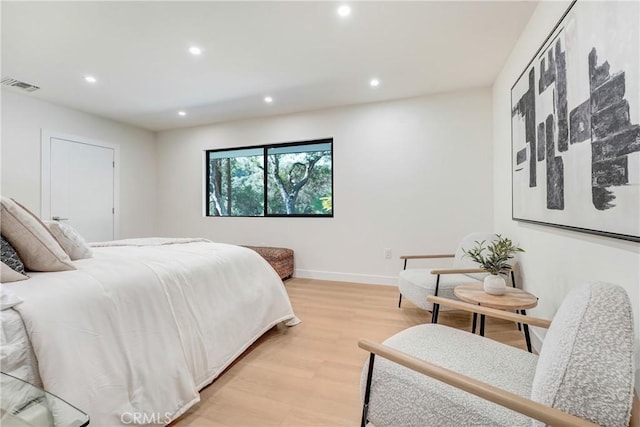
[206,139,333,217]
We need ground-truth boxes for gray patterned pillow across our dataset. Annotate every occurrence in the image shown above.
[1,235,26,274]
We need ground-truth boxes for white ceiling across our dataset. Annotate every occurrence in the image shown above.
[2,1,537,132]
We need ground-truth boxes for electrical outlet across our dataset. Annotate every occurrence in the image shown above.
[384,248,392,259]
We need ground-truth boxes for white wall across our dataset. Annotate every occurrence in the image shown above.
[1,90,157,238]
[156,88,494,284]
[492,1,640,385]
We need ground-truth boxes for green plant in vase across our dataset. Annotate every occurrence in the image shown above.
[463,234,524,295]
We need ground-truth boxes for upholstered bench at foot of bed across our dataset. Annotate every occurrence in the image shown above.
[242,246,294,280]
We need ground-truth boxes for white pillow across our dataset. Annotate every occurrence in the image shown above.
[1,262,28,283]
[0,197,76,272]
[44,221,93,260]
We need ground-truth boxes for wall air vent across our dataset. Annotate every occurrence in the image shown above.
[1,77,40,92]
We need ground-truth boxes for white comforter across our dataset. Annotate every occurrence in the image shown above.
[5,239,297,426]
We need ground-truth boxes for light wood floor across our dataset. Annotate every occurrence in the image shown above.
[171,278,529,427]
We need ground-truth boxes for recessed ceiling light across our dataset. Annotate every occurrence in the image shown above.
[370,78,380,87]
[337,5,351,18]
[188,46,202,56]
[264,96,273,104]
[84,75,97,83]
[177,111,187,116]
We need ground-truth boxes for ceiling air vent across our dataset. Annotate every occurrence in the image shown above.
[1,77,40,92]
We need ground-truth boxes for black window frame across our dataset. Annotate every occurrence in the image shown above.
[205,138,334,218]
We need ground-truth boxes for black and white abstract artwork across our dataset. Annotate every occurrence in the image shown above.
[511,0,640,242]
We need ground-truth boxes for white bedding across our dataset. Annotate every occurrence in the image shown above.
[3,239,298,425]
[0,308,40,386]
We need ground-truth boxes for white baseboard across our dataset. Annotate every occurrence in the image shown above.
[294,269,397,286]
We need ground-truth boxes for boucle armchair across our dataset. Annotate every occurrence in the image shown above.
[360,282,636,427]
[398,232,500,318]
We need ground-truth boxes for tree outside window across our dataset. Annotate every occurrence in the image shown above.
[206,139,333,217]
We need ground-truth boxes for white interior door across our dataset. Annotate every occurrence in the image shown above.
[42,133,118,242]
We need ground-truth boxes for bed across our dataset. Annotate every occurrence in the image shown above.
[1,238,299,426]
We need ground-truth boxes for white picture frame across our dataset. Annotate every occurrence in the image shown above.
[511,0,640,242]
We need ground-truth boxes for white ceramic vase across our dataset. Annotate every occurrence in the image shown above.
[484,274,506,295]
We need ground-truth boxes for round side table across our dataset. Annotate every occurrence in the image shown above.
[454,283,538,352]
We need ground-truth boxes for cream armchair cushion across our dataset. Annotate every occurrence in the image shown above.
[361,324,537,426]
[398,270,474,310]
[530,282,634,426]
[398,232,496,311]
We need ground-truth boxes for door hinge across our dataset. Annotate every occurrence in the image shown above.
[112,161,115,168]
[112,208,115,214]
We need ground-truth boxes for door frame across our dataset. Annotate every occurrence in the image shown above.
[41,129,120,239]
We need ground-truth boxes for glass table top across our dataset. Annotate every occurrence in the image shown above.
[1,372,89,427]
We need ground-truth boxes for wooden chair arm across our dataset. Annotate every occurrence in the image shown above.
[400,254,455,260]
[427,296,552,329]
[631,394,640,427]
[358,339,598,427]
[430,267,487,275]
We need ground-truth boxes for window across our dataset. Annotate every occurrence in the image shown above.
[206,138,333,217]
[207,147,264,216]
